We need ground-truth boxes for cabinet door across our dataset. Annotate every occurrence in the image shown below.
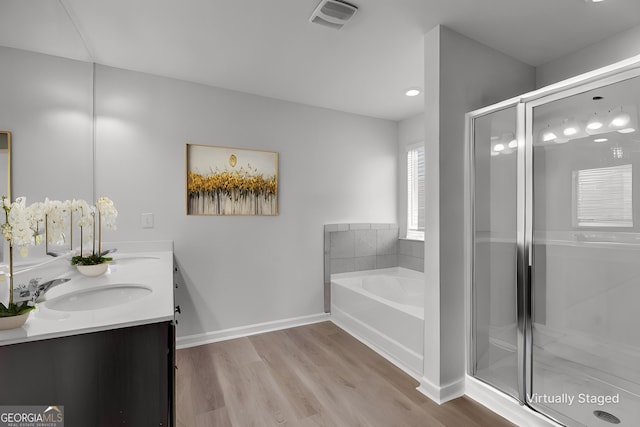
[0,322,174,426]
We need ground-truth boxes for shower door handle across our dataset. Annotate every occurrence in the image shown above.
[515,243,533,404]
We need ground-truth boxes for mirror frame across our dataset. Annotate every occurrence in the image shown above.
[0,131,10,201]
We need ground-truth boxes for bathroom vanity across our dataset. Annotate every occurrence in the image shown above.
[0,241,175,426]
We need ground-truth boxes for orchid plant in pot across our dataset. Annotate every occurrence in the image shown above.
[71,197,118,277]
[0,196,43,329]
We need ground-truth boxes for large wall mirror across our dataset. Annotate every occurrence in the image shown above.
[0,131,10,201]
[0,47,94,206]
[0,47,94,263]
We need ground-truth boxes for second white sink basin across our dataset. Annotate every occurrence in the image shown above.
[45,284,152,312]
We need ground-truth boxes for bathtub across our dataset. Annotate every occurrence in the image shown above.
[331,267,424,378]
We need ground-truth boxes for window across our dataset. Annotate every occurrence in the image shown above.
[407,143,425,240]
[573,164,633,227]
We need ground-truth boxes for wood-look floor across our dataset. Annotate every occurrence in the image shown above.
[176,321,516,427]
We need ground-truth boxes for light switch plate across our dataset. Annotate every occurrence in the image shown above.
[141,213,154,228]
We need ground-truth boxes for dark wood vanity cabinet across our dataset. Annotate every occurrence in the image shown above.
[0,321,175,426]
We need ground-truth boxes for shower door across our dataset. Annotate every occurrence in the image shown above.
[470,104,521,400]
[470,64,640,427]
[527,72,640,426]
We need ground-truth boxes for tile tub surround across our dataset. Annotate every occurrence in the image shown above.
[399,239,425,272]
[324,223,399,312]
[325,223,398,272]
[323,224,426,312]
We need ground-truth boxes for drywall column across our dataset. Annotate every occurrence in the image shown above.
[421,25,442,400]
[420,25,535,403]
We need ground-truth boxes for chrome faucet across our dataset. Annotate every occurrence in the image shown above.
[12,277,72,305]
[34,278,71,301]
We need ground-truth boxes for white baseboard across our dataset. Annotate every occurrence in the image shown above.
[465,376,561,427]
[176,313,331,349]
[417,375,465,404]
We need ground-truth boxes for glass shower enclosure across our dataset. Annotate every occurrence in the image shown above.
[468,59,640,427]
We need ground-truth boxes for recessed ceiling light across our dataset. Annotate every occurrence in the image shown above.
[618,128,636,134]
[610,113,631,128]
[594,138,608,143]
[542,130,557,142]
[405,88,421,97]
[586,113,603,131]
[586,0,605,3]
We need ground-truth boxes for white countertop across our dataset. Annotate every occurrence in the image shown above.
[0,241,174,346]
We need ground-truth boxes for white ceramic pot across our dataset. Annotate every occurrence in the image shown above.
[0,312,29,330]
[76,263,109,277]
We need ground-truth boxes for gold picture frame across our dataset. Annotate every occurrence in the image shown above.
[186,144,279,216]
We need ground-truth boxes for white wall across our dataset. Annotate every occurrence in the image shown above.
[421,25,536,402]
[536,24,640,88]
[0,46,398,339]
[397,113,424,237]
[92,65,398,337]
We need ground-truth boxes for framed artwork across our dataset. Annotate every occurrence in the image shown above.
[186,144,278,215]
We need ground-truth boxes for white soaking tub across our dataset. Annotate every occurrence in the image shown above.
[331,267,424,378]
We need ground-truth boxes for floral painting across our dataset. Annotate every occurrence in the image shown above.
[186,144,278,216]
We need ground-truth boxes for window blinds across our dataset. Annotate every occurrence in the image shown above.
[575,163,633,227]
[407,144,425,238]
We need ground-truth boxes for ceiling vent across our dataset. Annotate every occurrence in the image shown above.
[309,0,358,30]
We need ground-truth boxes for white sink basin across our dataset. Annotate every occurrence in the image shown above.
[45,284,152,312]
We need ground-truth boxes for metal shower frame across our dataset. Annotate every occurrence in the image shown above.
[465,55,640,426]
